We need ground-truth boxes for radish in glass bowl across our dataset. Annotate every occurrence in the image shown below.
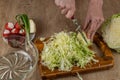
[2,19,36,48]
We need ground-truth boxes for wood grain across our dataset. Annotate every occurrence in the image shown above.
[0,0,120,80]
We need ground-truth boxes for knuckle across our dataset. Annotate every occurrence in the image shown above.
[66,15,70,19]
[60,4,65,8]
[55,0,60,6]
[92,18,97,22]
[66,5,71,9]
[101,18,105,22]
[60,1,64,8]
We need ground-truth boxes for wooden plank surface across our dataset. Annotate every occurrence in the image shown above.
[0,0,120,80]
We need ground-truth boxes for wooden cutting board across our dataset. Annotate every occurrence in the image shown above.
[34,33,114,80]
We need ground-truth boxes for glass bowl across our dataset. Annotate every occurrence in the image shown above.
[0,35,39,80]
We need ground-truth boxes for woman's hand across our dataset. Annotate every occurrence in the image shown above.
[83,0,104,40]
[55,0,76,19]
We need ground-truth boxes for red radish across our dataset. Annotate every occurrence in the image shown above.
[19,29,25,36]
[3,29,10,37]
[14,22,21,30]
[5,22,14,31]
[11,28,19,34]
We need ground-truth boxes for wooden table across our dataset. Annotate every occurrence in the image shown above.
[0,0,120,80]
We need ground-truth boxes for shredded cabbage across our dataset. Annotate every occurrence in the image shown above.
[41,31,96,71]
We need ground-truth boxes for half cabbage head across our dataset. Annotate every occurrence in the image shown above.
[100,13,120,52]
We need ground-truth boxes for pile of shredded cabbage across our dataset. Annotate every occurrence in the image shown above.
[41,31,97,71]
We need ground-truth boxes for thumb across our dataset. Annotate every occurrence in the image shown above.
[65,9,75,19]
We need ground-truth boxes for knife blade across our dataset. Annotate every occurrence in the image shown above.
[72,18,88,44]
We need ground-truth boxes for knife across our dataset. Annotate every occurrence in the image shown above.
[71,17,88,44]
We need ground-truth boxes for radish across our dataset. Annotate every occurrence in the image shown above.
[5,22,14,31]
[14,22,21,30]
[11,28,19,34]
[19,29,25,36]
[2,29,10,43]
[3,15,36,45]
[3,29,10,37]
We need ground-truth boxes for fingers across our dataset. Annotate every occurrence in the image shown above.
[83,16,90,30]
[59,0,65,9]
[55,0,61,7]
[85,18,104,41]
[61,8,68,14]
[91,19,104,40]
[86,19,97,40]
[65,9,75,19]
[60,5,75,19]
[54,0,76,19]
[55,0,65,9]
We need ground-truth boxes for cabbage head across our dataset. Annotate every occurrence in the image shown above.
[100,13,120,52]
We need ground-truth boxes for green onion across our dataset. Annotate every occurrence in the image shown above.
[15,14,32,50]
